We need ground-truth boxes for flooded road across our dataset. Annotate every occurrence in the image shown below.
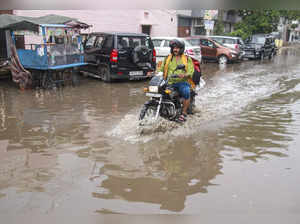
[1,46,300,223]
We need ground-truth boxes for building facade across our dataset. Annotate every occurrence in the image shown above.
[14,10,178,37]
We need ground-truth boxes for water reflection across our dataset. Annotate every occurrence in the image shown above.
[91,137,222,212]
[219,88,298,162]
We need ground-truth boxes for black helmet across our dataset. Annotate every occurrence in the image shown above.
[169,39,185,55]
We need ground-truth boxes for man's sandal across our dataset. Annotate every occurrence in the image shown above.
[176,114,187,122]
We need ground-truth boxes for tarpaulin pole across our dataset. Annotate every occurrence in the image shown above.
[41,26,48,66]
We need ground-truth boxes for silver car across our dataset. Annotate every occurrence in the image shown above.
[210,35,245,50]
[152,37,202,63]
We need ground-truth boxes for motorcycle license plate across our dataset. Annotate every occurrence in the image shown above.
[129,71,143,76]
[146,93,162,98]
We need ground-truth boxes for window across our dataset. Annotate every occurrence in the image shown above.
[85,36,96,48]
[152,39,162,47]
[141,25,151,35]
[102,35,113,49]
[207,40,215,48]
[238,38,244,45]
[212,37,223,43]
[117,36,151,49]
[194,27,205,35]
[95,36,105,48]
[187,39,200,46]
[223,38,235,44]
[163,40,170,47]
[200,39,208,46]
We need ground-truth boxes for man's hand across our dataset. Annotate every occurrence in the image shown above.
[146,71,153,76]
[178,74,186,79]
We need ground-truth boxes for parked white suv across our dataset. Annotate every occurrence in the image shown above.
[210,35,245,50]
[152,37,202,63]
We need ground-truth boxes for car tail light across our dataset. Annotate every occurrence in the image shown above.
[110,49,118,63]
[152,49,156,62]
[186,49,195,55]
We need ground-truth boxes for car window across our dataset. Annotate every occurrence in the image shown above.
[212,37,223,43]
[224,38,235,44]
[183,39,192,47]
[249,36,266,44]
[102,35,113,49]
[207,40,215,48]
[238,38,244,45]
[85,35,97,48]
[117,36,151,49]
[163,40,170,47]
[187,39,200,46]
[95,36,105,48]
[200,39,208,46]
[152,39,162,47]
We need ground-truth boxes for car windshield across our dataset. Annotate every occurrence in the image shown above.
[238,38,244,45]
[186,39,200,46]
[211,39,225,47]
[117,36,152,49]
[182,39,192,47]
[248,36,266,44]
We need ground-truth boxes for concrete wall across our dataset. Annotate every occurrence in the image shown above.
[15,10,178,37]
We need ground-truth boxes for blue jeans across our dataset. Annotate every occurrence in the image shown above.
[172,82,190,100]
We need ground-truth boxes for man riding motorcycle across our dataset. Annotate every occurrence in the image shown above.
[158,39,194,122]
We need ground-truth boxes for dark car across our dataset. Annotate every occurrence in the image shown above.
[243,34,276,60]
[81,32,156,82]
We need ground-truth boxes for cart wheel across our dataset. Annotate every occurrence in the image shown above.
[42,71,55,89]
[72,69,80,86]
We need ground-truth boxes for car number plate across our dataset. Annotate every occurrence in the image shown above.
[146,93,162,98]
[129,71,143,76]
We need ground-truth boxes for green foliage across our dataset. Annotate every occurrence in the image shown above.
[291,24,298,29]
[228,10,282,40]
[214,20,225,35]
[279,10,300,21]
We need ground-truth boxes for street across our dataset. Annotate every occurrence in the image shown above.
[0,45,300,223]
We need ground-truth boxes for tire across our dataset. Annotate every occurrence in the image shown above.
[260,52,264,60]
[102,66,111,83]
[132,46,151,64]
[268,51,274,59]
[218,55,228,64]
[139,105,157,120]
[72,69,80,86]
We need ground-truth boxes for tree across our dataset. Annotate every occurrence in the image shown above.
[228,10,281,39]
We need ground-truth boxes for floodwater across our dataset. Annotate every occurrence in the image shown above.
[0,46,300,223]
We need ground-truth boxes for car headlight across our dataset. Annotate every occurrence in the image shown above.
[149,86,158,93]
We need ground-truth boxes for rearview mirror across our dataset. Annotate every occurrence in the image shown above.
[176,64,185,70]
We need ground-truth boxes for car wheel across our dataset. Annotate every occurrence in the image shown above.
[260,52,264,60]
[218,55,228,64]
[102,66,111,83]
[268,51,274,59]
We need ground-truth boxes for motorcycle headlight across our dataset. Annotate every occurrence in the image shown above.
[149,86,158,93]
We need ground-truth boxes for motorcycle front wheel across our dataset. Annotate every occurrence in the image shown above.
[139,105,158,121]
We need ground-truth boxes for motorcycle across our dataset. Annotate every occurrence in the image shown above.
[139,64,197,123]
